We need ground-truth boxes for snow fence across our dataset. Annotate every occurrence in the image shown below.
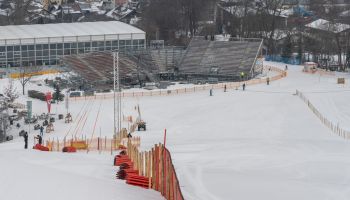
[296,90,350,139]
[114,138,184,200]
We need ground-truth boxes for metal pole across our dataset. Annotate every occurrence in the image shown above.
[117,52,121,135]
[113,52,116,138]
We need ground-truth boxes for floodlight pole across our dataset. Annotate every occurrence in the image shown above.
[117,52,121,137]
[113,51,121,139]
[113,52,116,139]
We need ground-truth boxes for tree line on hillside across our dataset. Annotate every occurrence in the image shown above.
[140,0,350,69]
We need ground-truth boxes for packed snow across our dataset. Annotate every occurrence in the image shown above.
[1,61,350,200]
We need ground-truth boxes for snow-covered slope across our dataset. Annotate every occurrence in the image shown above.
[1,61,350,200]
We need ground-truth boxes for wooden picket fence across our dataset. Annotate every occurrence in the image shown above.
[296,90,350,139]
[70,66,287,101]
[125,139,184,200]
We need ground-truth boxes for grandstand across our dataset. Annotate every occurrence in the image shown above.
[62,51,144,88]
[62,36,263,88]
[178,36,263,81]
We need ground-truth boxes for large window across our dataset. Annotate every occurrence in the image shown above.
[0,34,146,68]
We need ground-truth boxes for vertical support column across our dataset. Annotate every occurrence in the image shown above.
[90,35,92,52]
[19,39,22,68]
[34,38,37,66]
[48,37,50,66]
[76,36,79,55]
[5,39,8,72]
[117,34,120,51]
[104,34,106,51]
[62,36,65,59]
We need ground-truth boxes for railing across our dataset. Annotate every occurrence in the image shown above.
[296,90,350,139]
[69,66,287,101]
[250,39,264,77]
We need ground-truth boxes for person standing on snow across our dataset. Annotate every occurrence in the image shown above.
[242,83,246,91]
[23,132,28,149]
[39,126,44,137]
[34,135,42,145]
[240,72,245,81]
[224,85,227,92]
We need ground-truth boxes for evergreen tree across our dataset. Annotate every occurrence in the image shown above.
[54,84,62,104]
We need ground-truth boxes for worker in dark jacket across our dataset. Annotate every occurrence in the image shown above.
[242,83,246,91]
[34,135,42,145]
[39,126,44,137]
[23,132,28,149]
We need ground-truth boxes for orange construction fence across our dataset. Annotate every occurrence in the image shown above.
[45,135,141,153]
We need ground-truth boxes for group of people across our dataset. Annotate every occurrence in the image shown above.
[21,125,44,149]
[209,65,290,96]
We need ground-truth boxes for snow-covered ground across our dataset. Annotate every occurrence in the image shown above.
[0,144,164,200]
[1,61,350,200]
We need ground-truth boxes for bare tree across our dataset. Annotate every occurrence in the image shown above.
[3,79,19,103]
[18,65,41,95]
[309,0,347,70]
[256,0,285,55]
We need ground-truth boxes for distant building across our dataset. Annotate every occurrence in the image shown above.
[0,21,146,68]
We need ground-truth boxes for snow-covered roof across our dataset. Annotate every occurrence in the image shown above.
[0,21,145,41]
[305,19,350,33]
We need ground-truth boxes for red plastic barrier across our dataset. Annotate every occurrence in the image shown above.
[126,175,150,188]
[62,146,77,153]
[124,169,139,174]
[33,144,49,151]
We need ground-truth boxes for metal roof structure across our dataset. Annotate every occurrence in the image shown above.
[305,19,350,34]
[0,21,145,45]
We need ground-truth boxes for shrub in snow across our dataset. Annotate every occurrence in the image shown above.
[28,90,46,101]
[3,79,19,103]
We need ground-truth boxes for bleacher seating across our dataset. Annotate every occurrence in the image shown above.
[62,51,139,84]
[179,37,262,78]
[150,48,185,72]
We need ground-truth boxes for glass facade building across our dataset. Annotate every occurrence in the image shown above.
[0,21,146,68]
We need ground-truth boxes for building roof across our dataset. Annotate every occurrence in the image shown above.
[0,21,145,40]
[305,19,350,33]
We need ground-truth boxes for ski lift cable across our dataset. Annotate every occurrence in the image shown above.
[75,99,96,138]
[64,99,89,139]
[71,99,93,138]
[89,99,103,145]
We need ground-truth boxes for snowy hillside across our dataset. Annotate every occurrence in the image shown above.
[1,61,350,200]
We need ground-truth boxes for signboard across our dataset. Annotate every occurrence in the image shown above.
[26,101,32,119]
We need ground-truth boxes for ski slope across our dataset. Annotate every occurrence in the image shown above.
[1,61,350,200]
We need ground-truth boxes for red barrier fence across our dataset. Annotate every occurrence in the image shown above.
[70,66,287,101]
